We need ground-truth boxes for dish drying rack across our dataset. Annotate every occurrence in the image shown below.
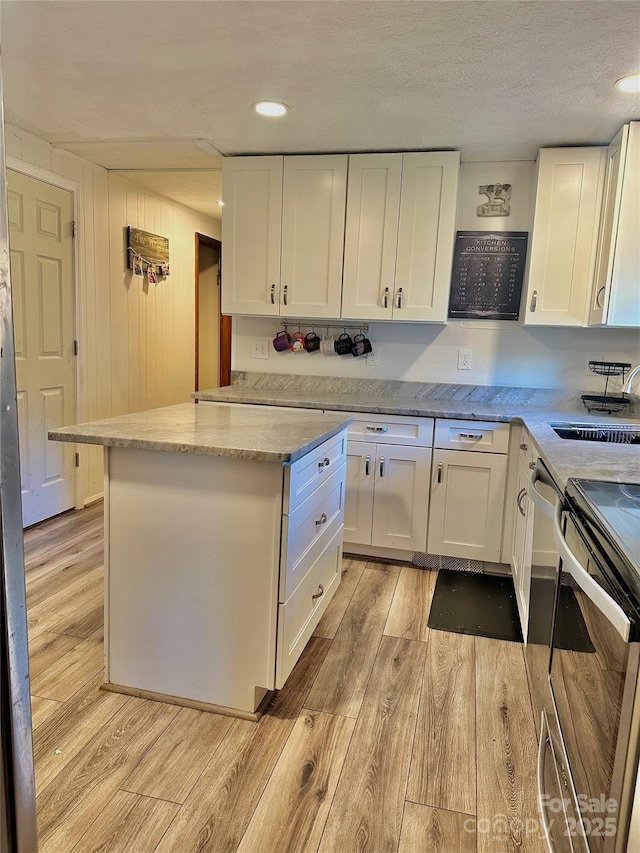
[581,361,632,415]
[572,424,640,444]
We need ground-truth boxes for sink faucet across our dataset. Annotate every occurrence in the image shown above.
[623,364,640,395]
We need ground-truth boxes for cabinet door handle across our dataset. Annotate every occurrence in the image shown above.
[312,584,324,601]
[365,456,371,475]
[315,512,328,526]
[516,488,526,517]
[383,286,389,308]
[270,283,276,304]
[379,457,385,477]
[437,462,443,484]
[396,287,403,309]
[596,285,606,309]
[366,425,388,433]
[283,284,288,305]
[520,443,528,451]
[460,433,483,440]
[530,290,538,312]
[529,461,537,470]
[318,457,331,470]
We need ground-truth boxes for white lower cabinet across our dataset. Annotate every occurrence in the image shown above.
[335,412,434,557]
[427,420,510,563]
[511,456,534,638]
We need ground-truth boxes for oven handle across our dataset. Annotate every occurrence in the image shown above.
[552,503,631,642]
[528,463,561,520]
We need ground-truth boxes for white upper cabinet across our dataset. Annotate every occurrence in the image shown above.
[342,154,403,320]
[589,122,640,327]
[523,147,606,326]
[394,152,460,322]
[342,151,460,322]
[221,156,283,316]
[280,155,348,318]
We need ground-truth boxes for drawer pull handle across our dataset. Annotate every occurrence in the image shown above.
[530,289,538,312]
[318,457,331,470]
[516,487,526,517]
[270,283,276,304]
[315,513,328,527]
[379,457,385,477]
[437,462,443,484]
[459,433,483,440]
[596,285,605,309]
[520,443,528,451]
[366,425,388,433]
[383,286,389,308]
[365,456,371,475]
[283,284,288,305]
[312,584,324,601]
[396,287,403,309]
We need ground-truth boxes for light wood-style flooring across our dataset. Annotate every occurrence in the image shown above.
[25,502,547,852]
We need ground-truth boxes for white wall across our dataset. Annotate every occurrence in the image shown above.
[232,160,640,390]
[5,125,219,503]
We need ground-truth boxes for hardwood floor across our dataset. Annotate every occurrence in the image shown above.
[25,504,546,852]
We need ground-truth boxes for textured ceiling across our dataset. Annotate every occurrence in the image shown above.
[2,0,640,211]
[111,170,223,219]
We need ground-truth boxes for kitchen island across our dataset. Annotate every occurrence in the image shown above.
[49,403,351,717]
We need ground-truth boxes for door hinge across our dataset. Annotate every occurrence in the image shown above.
[73,340,79,356]
[72,221,77,238]
[75,452,80,468]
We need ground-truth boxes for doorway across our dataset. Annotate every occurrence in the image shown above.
[194,233,230,390]
[7,168,77,527]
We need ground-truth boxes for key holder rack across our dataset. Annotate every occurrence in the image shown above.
[582,361,632,415]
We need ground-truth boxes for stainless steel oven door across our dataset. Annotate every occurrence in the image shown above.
[550,509,637,853]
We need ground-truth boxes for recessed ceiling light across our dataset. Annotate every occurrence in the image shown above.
[614,73,640,93]
[253,101,289,117]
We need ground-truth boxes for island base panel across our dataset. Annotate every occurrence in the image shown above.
[105,447,282,714]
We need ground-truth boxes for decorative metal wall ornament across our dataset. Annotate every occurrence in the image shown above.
[477,183,511,217]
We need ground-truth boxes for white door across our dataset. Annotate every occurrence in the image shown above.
[342,154,402,320]
[343,440,376,546]
[394,152,460,321]
[7,170,76,526]
[428,449,507,562]
[371,444,431,551]
[221,156,283,316]
[280,155,347,318]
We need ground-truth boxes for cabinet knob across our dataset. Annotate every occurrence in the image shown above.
[520,443,528,451]
[312,584,325,601]
[315,513,328,527]
[529,461,537,470]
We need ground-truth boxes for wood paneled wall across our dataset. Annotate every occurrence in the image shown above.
[5,125,219,505]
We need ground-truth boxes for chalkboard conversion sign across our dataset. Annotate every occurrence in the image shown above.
[448,231,528,320]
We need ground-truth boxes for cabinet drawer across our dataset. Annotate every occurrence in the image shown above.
[284,429,347,512]
[280,463,345,601]
[434,419,510,454]
[329,411,433,447]
[276,527,343,689]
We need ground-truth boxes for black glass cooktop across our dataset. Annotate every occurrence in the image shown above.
[566,479,640,609]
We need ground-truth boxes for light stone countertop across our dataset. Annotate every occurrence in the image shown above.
[48,402,351,464]
[193,386,640,488]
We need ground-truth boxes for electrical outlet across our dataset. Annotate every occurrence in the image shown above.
[457,348,472,370]
[250,338,270,360]
[366,346,381,367]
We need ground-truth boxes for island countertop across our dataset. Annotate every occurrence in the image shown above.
[48,402,351,463]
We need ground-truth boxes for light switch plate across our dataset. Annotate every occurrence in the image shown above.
[250,338,270,360]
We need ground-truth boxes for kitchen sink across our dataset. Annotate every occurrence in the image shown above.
[550,422,640,444]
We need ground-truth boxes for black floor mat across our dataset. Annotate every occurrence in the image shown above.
[428,569,596,653]
[428,570,523,642]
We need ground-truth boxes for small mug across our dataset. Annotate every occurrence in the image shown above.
[305,331,321,352]
[334,333,353,355]
[320,334,335,354]
[291,331,306,352]
[273,330,292,352]
[351,334,373,357]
